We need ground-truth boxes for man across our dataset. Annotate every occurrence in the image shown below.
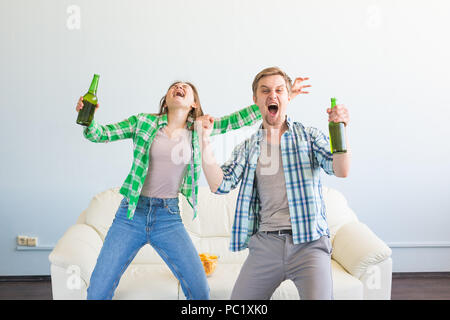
[197,67,350,300]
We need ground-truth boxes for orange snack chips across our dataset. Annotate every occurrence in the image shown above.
[199,253,218,276]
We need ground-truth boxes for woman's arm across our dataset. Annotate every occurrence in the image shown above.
[209,104,261,137]
[83,115,138,143]
[76,96,138,143]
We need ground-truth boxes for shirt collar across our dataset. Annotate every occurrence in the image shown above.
[158,113,168,127]
[157,112,195,129]
[256,115,294,141]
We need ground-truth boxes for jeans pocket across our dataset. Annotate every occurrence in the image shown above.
[166,204,180,215]
[119,197,129,208]
[315,236,332,255]
[325,236,333,255]
[247,234,255,249]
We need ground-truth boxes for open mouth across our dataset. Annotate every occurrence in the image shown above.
[268,104,278,115]
[174,90,185,98]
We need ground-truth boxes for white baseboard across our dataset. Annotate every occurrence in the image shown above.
[387,242,450,248]
[16,245,54,251]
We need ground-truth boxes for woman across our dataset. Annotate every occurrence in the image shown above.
[76,78,309,300]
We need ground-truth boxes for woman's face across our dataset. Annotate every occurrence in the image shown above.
[165,82,197,111]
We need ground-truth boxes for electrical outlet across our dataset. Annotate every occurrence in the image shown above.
[17,235,28,246]
[27,237,38,247]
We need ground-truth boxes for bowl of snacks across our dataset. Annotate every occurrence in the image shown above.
[199,253,219,277]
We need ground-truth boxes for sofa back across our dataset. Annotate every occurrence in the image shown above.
[81,187,164,264]
[179,187,249,264]
[80,186,357,265]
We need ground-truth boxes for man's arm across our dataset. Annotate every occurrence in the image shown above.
[196,117,246,193]
[307,104,350,177]
[200,134,224,193]
[327,103,351,178]
[332,129,351,178]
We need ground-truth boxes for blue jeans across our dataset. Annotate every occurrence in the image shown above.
[87,196,210,300]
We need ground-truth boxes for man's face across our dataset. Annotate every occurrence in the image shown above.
[253,75,290,128]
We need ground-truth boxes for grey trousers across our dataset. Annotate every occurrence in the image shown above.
[231,232,334,300]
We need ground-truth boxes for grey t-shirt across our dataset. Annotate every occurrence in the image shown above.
[140,127,192,198]
[255,138,292,231]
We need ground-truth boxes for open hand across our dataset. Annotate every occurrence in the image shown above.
[290,77,311,99]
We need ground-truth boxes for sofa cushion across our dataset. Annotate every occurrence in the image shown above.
[322,186,358,241]
[188,234,249,264]
[179,187,239,237]
[331,259,364,299]
[131,243,173,264]
[331,221,392,279]
[114,264,179,300]
[271,280,300,299]
[84,187,122,241]
[84,188,165,264]
[179,263,243,300]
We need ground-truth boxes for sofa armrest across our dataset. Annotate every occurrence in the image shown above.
[48,224,103,286]
[332,221,392,279]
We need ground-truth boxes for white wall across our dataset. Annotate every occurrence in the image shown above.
[1,0,449,275]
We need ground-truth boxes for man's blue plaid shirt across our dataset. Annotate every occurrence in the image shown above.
[215,116,335,252]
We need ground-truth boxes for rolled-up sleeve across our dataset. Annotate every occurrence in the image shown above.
[83,114,138,143]
[307,127,335,176]
[211,104,261,137]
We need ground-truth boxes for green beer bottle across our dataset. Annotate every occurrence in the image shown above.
[76,74,99,126]
[328,97,347,154]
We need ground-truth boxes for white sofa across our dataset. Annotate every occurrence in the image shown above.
[49,186,392,300]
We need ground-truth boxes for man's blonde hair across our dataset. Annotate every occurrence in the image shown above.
[252,67,292,97]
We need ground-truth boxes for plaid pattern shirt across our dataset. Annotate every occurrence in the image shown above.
[215,116,335,252]
[83,104,261,219]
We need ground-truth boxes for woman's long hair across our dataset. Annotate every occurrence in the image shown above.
[158,81,204,131]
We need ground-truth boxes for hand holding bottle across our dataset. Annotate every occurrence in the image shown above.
[327,98,349,154]
[326,103,349,126]
[76,96,99,113]
[76,74,100,126]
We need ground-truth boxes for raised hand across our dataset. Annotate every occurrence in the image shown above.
[290,77,311,99]
[195,115,214,141]
[76,96,100,112]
